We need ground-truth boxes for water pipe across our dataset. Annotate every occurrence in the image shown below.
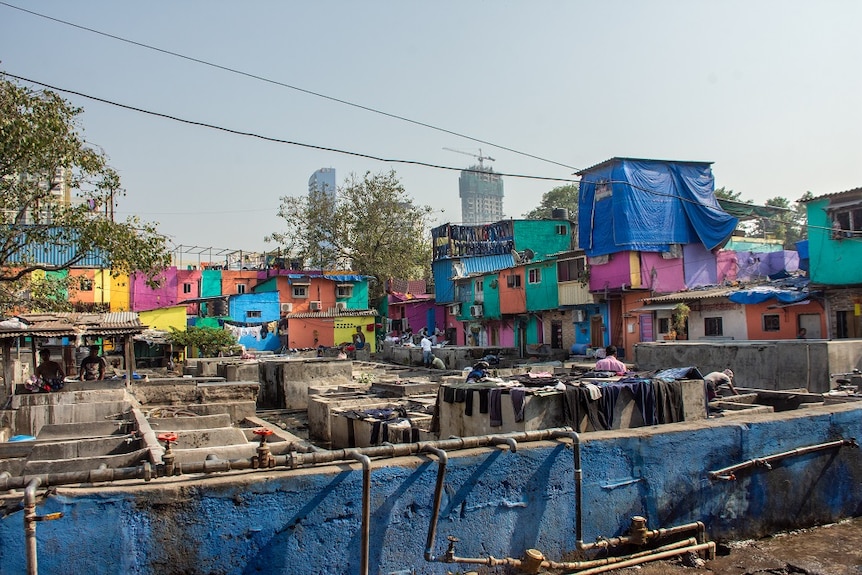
[421,445,448,562]
[23,478,62,575]
[489,436,517,453]
[347,450,371,575]
[709,438,858,481]
[550,430,583,548]
[439,537,701,571]
[568,541,716,575]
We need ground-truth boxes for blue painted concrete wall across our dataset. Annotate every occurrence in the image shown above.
[2,404,862,574]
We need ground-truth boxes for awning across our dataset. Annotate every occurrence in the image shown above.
[629,304,678,313]
[767,299,811,309]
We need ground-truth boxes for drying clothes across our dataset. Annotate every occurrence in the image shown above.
[599,380,658,429]
[443,387,456,403]
[653,380,685,424]
[510,387,526,423]
[489,389,503,427]
[563,385,605,432]
[582,382,602,400]
[478,389,490,414]
[465,389,474,416]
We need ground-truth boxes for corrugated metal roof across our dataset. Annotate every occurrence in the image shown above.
[643,287,735,303]
[0,312,144,339]
[287,309,378,319]
[455,254,515,278]
[804,187,862,203]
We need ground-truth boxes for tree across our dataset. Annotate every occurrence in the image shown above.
[751,196,808,249]
[0,74,171,312]
[267,170,433,301]
[713,187,743,202]
[523,184,579,220]
[167,326,239,357]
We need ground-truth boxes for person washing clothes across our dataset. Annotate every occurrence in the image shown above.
[420,332,433,367]
[704,369,739,401]
[594,345,626,373]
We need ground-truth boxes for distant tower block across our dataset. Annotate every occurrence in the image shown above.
[443,148,504,225]
[308,168,336,201]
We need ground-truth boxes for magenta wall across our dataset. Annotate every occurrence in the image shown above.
[716,250,739,282]
[130,267,179,312]
[589,252,632,291]
[640,252,685,293]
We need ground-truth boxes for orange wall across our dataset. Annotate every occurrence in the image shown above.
[221,270,261,296]
[619,291,650,360]
[744,301,827,340]
[68,269,96,305]
[288,317,335,349]
[498,267,527,315]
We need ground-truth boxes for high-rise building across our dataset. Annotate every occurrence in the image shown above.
[308,168,336,201]
[459,165,504,225]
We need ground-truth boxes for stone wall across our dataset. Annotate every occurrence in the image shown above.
[634,340,862,393]
[2,402,861,574]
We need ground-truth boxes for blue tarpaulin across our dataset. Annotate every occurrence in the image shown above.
[578,158,739,257]
[728,286,809,305]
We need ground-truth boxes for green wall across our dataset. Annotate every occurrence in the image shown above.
[513,220,573,261]
[807,198,862,284]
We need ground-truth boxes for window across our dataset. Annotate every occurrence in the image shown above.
[78,278,93,291]
[763,314,781,332]
[293,286,307,298]
[555,224,567,235]
[704,317,724,336]
[506,274,522,288]
[832,207,862,238]
[336,284,353,298]
[475,280,483,293]
[528,268,541,284]
[246,310,261,318]
[237,284,246,294]
[557,258,586,282]
[183,283,192,294]
[658,318,670,334]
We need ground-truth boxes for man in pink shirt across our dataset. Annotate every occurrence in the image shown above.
[595,345,627,373]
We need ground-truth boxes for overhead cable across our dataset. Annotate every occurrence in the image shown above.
[3,73,577,183]
[0,1,580,171]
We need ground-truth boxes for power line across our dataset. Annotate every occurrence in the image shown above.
[0,1,581,172]
[3,73,578,184]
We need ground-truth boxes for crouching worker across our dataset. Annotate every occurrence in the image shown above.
[466,360,490,383]
[704,369,739,401]
[430,356,446,370]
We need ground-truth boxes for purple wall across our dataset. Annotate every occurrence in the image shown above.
[131,267,179,312]
[716,250,739,282]
[640,252,686,293]
[682,243,717,288]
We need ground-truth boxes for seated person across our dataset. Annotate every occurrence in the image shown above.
[35,349,65,390]
[465,360,490,383]
[430,356,446,370]
[352,327,366,350]
[704,369,739,401]
[594,345,626,373]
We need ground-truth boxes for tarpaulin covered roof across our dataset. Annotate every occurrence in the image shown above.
[577,158,739,257]
[728,286,810,305]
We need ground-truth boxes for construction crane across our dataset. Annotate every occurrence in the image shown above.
[442,147,495,170]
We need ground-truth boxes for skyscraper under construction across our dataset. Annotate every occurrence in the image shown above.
[459,165,504,225]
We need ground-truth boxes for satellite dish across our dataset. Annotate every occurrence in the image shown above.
[522,249,535,262]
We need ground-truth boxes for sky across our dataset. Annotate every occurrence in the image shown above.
[1,1,860,261]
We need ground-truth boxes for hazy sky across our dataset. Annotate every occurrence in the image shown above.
[2,1,860,258]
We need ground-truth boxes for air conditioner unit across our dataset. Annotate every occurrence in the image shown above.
[280,303,293,313]
[309,301,322,311]
[470,304,483,318]
[335,302,347,311]
[448,303,461,316]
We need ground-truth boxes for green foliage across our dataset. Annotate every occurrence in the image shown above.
[167,326,238,358]
[714,187,743,202]
[673,303,690,335]
[751,195,809,249]
[523,184,579,220]
[0,74,171,313]
[267,170,434,300]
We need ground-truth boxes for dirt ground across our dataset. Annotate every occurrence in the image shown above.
[588,516,862,575]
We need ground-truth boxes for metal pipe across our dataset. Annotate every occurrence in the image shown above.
[551,430,583,548]
[567,541,716,575]
[489,436,517,453]
[578,520,707,551]
[24,478,40,575]
[709,438,858,481]
[348,451,371,575]
[444,537,699,570]
[421,445,448,562]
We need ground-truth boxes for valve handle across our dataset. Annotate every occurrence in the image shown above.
[253,428,274,437]
[157,432,178,443]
